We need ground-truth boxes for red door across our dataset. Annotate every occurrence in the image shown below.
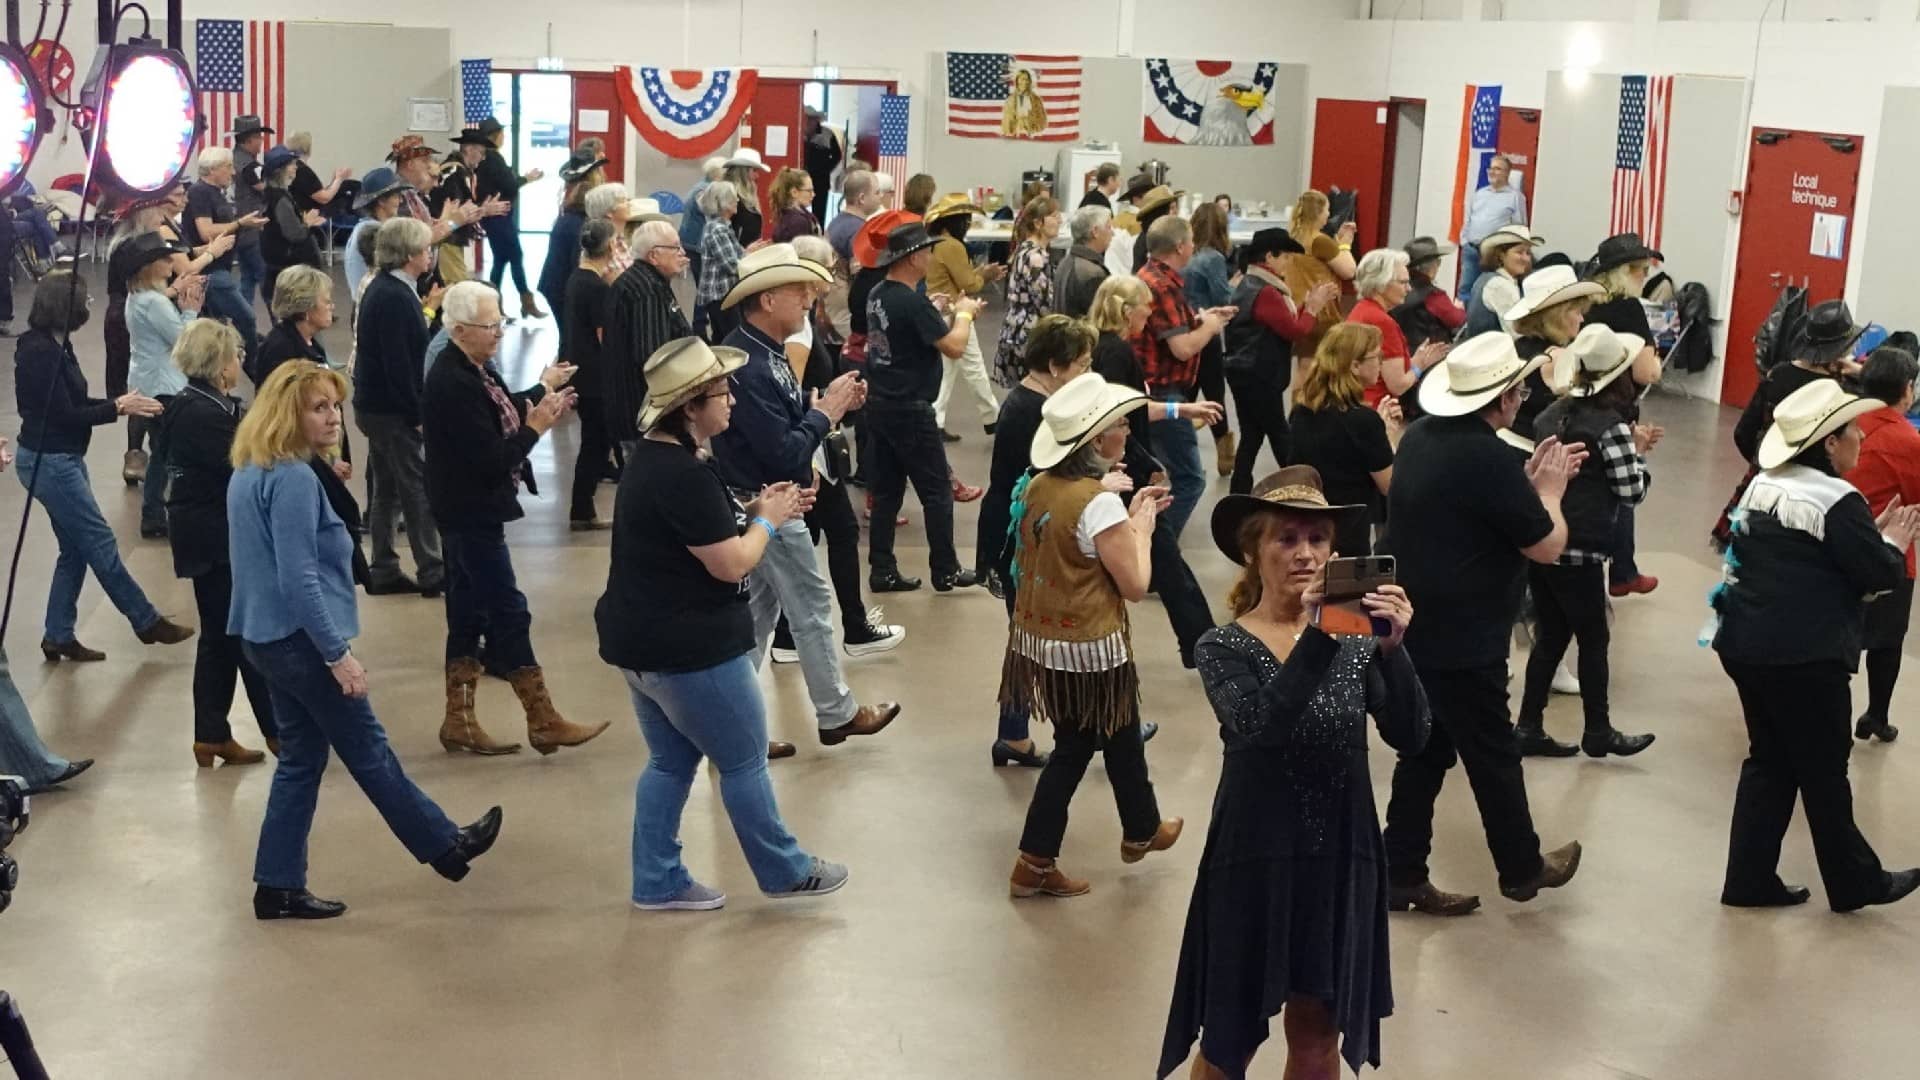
[738,79,804,236]
[1497,106,1541,212]
[852,86,886,172]
[571,73,624,184]
[1722,128,1864,405]
[1310,99,1390,254]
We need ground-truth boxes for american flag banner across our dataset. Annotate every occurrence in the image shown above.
[1611,75,1673,249]
[1447,84,1502,243]
[877,94,910,194]
[461,60,493,124]
[945,52,1080,141]
[193,19,283,154]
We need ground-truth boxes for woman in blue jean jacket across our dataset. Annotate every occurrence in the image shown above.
[228,361,502,921]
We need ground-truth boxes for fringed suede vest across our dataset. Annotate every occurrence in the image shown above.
[998,473,1138,735]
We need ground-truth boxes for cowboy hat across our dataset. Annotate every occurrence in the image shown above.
[1757,378,1882,470]
[1135,185,1184,218]
[1121,173,1157,203]
[1029,372,1147,470]
[853,209,920,270]
[1503,264,1606,323]
[626,196,672,225]
[723,147,773,173]
[638,337,749,432]
[226,114,274,139]
[476,117,505,139]
[1209,466,1368,566]
[721,242,833,310]
[1477,223,1543,258]
[119,232,189,274]
[1586,232,1663,275]
[1418,330,1548,418]
[453,128,494,147]
[1565,324,1648,398]
[1404,236,1455,267]
[1799,299,1865,365]
[387,135,439,164]
[559,154,609,184]
[923,193,982,224]
[353,167,413,212]
[873,222,939,268]
[263,144,299,172]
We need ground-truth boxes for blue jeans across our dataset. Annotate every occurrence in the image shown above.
[236,240,266,310]
[1148,402,1205,539]
[441,523,535,670]
[139,395,173,529]
[748,518,856,730]
[622,658,813,902]
[245,632,459,890]
[0,645,70,788]
[15,446,161,643]
[1457,252,1483,302]
[201,268,259,372]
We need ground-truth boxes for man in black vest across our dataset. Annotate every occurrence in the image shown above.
[1392,236,1467,352]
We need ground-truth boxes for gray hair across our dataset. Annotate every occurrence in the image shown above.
[702,157,728,181]
[874,172,895,194]
[442,280,499,326]
[195,147,232,176]
[1069,205,1112,245]
[374,216,432,271]
[284,131,313,156]
[841,169,876,206]
[697,180,739,219]
[1049,437,1121,479]
[584,182,630,223]
[1354,248,1409,298]
[1145,215,1191,257]
[630,219,680,262]
[170,318,244,382]
[791,234,833,268]
[270,265,332,321]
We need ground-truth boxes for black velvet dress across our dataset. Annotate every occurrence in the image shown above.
[1159,624,1429,1077]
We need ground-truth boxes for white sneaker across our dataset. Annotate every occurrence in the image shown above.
[1552,662,1581,696]
[765,857,849,899]
[633,881,726,911]
[770,645,799,665]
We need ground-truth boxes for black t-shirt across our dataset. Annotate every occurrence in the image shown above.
[865,278,949,403]
[848,266,885,337]
[561,267,611,389]
[290,161,324,213]
[1510,335,1556,438]
[595,439,754,673]
[1288,402,1393,555]
[1385,414,1555,670]
[1587,295,1655,341]
[1093,330,1145,392]
[184,181,237,273]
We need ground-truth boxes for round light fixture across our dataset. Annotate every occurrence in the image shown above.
[92,46,196,197]
[0,45,46,199]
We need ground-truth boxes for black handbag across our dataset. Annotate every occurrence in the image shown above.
[822,427,853,484]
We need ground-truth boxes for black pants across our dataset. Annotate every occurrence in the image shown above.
[483,215,532,296]
[1197,338,1230,439]
[1018,696,1160,858]
[1226,370,1288,495]
[1382,661,1544,889]
[1721,657,1888,910]
[191,568,277,744]
[1518,562,1612,735]
[441,523,536,671]
[568,394,617,521]
[1150,517,1214,665]
[865,399,960,578]
[1862,577,1914,723]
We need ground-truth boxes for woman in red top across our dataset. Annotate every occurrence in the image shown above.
[1844,346,1920,743]
[1345,248,1446,409]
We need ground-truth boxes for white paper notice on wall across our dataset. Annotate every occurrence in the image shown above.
[1375,106,1387,124]
[578,109,609,134]
[1811,212,1847,260]
[765,125,790,158]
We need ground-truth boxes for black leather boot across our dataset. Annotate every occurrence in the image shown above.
[1515,724,1579,758]
[254,886,348,921]
[431,806,504,882]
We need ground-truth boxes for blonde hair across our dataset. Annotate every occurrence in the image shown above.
[1590,261,1649,301]
[269,265,332,321]
[1297,323,1380,412]
[231,362,349,468]
[1289,190,1328,247]
[1089,274,1150,334]
[171,318,243,383]
[284,131,312,155]
[769,168,811,212]
[1512,296,1593,344]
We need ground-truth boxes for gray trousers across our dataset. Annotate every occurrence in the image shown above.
[357,411,444,589]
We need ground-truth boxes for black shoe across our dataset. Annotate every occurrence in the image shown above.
[139,521,168,539]
[1837,868,1920,913]
[419,580,445,600]
[983,422,997,436]
[431,806,504,882]
[1856,714,1901,743]
[1141,721,1159,743]
[985,569,1007,600]
[869,571,923,593]
[991,739,1048,767]
[1721,882,1812,908]
[842,619,905,657]
[1515,726,1580,757]
[365,576,421,596]
[254,886,348,920]
[941,429,962,443]
[1581,729,1656,758]
[24,758,92,794]
[932,569,981,592]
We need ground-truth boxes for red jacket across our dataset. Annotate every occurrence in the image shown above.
[1846,405,1920,577]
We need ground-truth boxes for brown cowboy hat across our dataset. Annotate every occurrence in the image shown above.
[1209,466,1367,565]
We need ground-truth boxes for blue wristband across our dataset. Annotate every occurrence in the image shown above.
[1164,401,1178,421]
[752,516,777,540]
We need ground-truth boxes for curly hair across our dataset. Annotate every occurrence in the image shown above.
[1022,314,1096,374]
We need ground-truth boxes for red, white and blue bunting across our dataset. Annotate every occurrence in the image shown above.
[614,65,759,159]
[1142,59,1280,146]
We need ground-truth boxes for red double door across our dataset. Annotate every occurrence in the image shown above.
[734,80,893,236]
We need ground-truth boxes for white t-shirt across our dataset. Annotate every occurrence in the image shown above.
[1075,490,1129,558]
[1012,489,1134,673]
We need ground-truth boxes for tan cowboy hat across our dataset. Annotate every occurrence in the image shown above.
[1209,466,1368,566]
[924,193,982,224]
[1756,379,1882,470]
[722,147,773,173]
[720,242,834,310]
[1135,185,1184,217]
[1477,223,1543,258]
[1503,264,1606,323]
[1030,372,1147,470]
[638,337,748,432]
[626,196,672,224]
[1418,330,1549,418]
[1564,324,1647,398]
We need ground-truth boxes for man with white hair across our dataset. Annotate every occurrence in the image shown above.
[604,219,692,452]
[679,156,729,283]
[873,171,896,210]
[1053,205,1112,318]
[183,146,269,369]
[823,168,881,337]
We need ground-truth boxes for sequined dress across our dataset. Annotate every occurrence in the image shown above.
[1159,624,1430,1077]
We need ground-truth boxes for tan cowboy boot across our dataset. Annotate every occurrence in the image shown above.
[1009,853,1091,899]
[508,665,609,755]
[440,658,522,755]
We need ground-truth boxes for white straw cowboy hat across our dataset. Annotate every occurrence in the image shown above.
[1564,324,1647,398]
[1756,379,1882,470]
[626,196,672,224]
[1418,330,1549,418]
[637,337,748,432]
[1030,372,1147,470]
[1477,223,1543,258]
[720,242,833,310]
[1503,263,1606,323]
[723,147,773,172]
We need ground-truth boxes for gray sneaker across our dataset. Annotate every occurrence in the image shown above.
[765,857,849,900]
[633,881,727,911]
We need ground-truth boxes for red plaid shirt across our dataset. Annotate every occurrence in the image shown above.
[1134,258,1199,396]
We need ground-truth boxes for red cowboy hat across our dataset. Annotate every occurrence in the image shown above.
[854,209,922,270]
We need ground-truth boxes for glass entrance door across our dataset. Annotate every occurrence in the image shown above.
[486,71,574,235]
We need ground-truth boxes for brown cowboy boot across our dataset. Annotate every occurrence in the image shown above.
[508,665,609,755]
[1009,853,1091,899]
[440,658,522,755]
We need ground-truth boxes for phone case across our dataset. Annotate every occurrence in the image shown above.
[1319,556,1396,636]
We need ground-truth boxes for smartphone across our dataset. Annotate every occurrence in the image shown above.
[1319,556,1396,637]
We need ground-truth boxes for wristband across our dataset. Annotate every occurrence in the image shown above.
[1165,401,1178,421]
[954,311,973,322]
[752,516,777,540]
[1337,243,1352,252]
[1409,364,1422,379]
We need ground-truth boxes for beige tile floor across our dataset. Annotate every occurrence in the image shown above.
[2,270,1917,1078]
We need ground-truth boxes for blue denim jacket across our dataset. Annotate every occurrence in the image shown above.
[227,461,359,662]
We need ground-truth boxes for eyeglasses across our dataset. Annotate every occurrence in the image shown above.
[458,321,505,336]
[1515,386,1533,402]
[697,390,734,402]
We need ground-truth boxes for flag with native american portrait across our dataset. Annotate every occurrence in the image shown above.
[1142,59,1280,146]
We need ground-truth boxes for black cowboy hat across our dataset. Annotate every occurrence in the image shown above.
[1121,173,1157,203]
[559,154,609,184]
[1245,227,1303,261]
[226,114,274,139]
[876,222,938,267]
[476,117,505,138]
[1801,299,1865,365]
[121,232,189,273]
[1403,236,1455,268]
[454,128,494,147]
[1587,232,1663,276]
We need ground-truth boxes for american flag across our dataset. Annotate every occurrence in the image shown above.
[1611,75,1673,249]
[945,52,1080,140]
[461,59,493,123]
[193,19,283,154]
[1447,83,1501,243]
[877,94,910,194]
